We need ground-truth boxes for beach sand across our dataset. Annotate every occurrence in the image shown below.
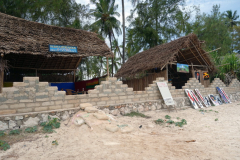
[1,102,240,160]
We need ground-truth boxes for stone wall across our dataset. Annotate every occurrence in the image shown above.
[0,76,240,116]
[1,76,240,131]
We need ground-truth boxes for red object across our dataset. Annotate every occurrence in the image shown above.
[75,81,87,91]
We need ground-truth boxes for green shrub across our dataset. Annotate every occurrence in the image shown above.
[166,120,174,124]
[0,140,10,151]
[154,119,164,124]
[40,116,60,133]
[165,115,171,119]
[25,126,38,133]
[0,131,6,137]
[9,129,21,135]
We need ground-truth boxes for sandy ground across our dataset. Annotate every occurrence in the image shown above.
[1,102,240,160]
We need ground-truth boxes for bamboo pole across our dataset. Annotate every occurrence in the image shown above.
[107,58,109,80]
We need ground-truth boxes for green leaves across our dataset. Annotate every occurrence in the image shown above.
[9,129,21,135]
[40,117,61,133]
[0,140,10,151]
[25,126,38,133]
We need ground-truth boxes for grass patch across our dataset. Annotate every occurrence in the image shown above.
[154,119,164,125]
[124,112,151,118]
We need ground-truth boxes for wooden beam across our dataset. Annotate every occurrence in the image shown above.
[75,57,82,68]
[178,49,191,65]
[205,47,221,54]
[188,38,211,69]
[11,67,76,71]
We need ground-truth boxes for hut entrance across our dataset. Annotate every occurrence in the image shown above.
[168,64,192,89]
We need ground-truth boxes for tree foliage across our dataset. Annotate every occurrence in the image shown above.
[126,0,191,56]
[191,5,232,56]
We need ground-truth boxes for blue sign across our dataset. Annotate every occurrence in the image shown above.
[49,44,78,53]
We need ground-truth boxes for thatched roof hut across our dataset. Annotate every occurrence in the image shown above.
[115,33,213,78]
[0,12,113,74]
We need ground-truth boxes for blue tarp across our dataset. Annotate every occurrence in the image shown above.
[50,82,75,91]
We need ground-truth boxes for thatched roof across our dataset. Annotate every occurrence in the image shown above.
[115,33,213,78]
[0,12,113,73]
[0,12,113,57]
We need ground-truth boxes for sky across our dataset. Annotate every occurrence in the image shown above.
[75,0,240,48]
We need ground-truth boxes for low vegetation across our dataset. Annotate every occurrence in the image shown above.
[124,112,151,118]
[0,117,61,151]
[40,116,61,133]
[155,115,187,128]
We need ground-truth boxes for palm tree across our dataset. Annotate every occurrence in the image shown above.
[91,0,121,77]
[224,10,240,28]
[0,58,8,93]
[121,0,140,64]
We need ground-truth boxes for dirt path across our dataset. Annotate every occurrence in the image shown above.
[1,102,240,160]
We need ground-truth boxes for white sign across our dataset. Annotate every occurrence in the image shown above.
[157,82,175,105]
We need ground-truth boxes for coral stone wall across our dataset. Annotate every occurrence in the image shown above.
[0,77,240,116]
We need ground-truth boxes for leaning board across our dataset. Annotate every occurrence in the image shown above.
[185,89,198,109]
[157,82,175,105]
[195,89,210,107]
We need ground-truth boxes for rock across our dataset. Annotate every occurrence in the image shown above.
[41,114,49,122]
[124,107,131,114]
[151,105,156,111]
[85,107,98,113]
[103,108,110,114]
[61,111,70,121]
[74,118,85,126]
[105,124,119,133]
[49,115,60,120]
[15,116,23,121]
[0,121,8,130]
[80,103,93,110]
[9,120,17,129]
[121,125,134,133]
[23,117,40,128]
[132,106,137,112]
[93,113,109,120]
[4,117,11,121]
[110,109,120,116]
[137,105,144,112]
[119,107,125,115]
[144,106,149,112]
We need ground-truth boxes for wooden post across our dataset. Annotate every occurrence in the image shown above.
[36,69,37,77]
[166,64,168,81]
[107,58,109,80]
[73,70,76,82]
[0,70,3,93]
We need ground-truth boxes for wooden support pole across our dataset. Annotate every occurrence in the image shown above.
[35,69,37,77]
[74,70,76,82]
[107,58,109,79]
[166,64,168,81]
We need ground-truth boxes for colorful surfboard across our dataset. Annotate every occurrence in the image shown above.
[185,89,198,109]
[190,90,204,108]
[208,94,219,106]
[204,97,211,106]
[195,89,210,107]
[218,87,231,103]
[215,95,223,105]
[216,87,229,103]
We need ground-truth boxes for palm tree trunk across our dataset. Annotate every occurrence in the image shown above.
[109,32,114,77]
[122,0,125,64]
